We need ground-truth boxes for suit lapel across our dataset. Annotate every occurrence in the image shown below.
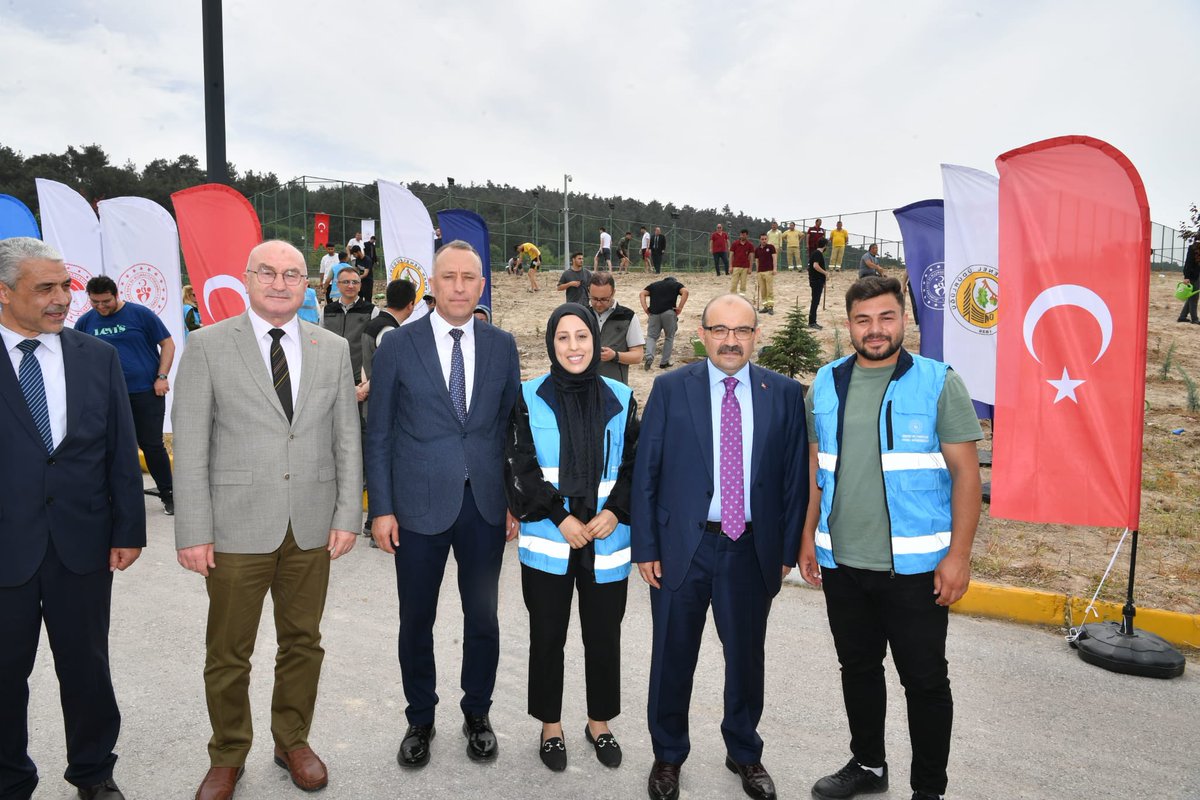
[232,313,289,424]
[467,322,492,423]
[748,364,769,481]
[685,364,715,486]
[291,321,320,422]
[0,337,46,448]
[59,330,88,452]
[412,317,458,421]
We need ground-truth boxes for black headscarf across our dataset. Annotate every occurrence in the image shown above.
[544,303,605,513]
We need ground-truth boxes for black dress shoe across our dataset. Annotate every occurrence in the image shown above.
[398,723,435,768]
[539,736,567,771]
[584,724,622,768]
[725,757,776,799]
[462,713,498,761]
[647,759,681,800]
[812,757,888,799]
[161,490,174,516]
[77,778,125,800]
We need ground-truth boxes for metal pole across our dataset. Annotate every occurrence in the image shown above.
[563,174,572,269]
[201,0,228,184]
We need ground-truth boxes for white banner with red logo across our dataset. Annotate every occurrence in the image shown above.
[378,180,433,325]
[35,178,103,328]
[99,196,185,433]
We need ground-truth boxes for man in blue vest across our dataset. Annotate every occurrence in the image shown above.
[799,275,982,800]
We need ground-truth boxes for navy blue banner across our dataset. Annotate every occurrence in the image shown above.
[437,209,492,311]
[0,193,40,239]
[893,199,945,362]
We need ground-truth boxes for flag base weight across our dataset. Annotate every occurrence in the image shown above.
[1072,621,1185,679]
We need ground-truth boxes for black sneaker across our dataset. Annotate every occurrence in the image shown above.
[811,758,888,799]
[659,362,673,369]
[911,792,942,800]
[161,491,174,516]
[808,323,823,330]
[643,359,652,371]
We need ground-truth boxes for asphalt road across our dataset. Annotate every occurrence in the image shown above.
[23,488,1200,799]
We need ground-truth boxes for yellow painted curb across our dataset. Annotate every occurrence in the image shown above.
[953,581,1200,649]
[139,452,174,474]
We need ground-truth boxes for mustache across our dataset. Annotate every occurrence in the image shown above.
[717,344,743,355]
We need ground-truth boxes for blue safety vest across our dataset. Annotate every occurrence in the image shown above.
[518,374,632,583]
[811,350,952,575]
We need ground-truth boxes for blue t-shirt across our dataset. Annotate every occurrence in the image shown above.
[298,288,320,324]
[76,302,171,393]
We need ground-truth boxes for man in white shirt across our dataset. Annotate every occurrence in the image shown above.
[595,226,614,271]
[318,243,338,302]
[640,226,653,273]
[347,232,365,255]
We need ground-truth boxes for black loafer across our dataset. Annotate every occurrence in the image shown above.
[398,723,435,768]
[463,713,498,761]
[584,725,621,768]
[539,736,566,772]
[648,759,681,800]
[77,778,125,800]
[725,757,776,799]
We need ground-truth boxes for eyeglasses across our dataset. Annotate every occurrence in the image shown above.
[251,267,305,286]
[703,325,756,340]
[337,278,361,285]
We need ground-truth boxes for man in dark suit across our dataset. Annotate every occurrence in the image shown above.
[632,294,808,800]
[366,240,521,770]
[0,238,146,800]
[649,226,668,274]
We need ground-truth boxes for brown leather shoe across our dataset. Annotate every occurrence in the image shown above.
[195,766,244,800]
[273,745,328,792]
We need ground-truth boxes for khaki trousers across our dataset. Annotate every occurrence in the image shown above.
[831,245,846,268]
[204,529,330,766]
[757,271,776,309]
[730,267,750,294]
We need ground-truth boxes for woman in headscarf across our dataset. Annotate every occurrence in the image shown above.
[505,303,639,773]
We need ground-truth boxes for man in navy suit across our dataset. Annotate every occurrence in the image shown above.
[632,294,808,800]
[0,238,145,800]
[366,240,521,769]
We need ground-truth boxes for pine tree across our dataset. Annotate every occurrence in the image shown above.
[757,303,825,378]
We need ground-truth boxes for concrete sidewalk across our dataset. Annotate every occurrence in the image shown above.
[23,489,1200,799]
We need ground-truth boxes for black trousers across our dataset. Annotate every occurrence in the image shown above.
[651,250,664,273]
[821,566,952,796]
[1178,293,1198,322]
[0,541,120,798]
[393,484,505,726]
[127,390,172,494]
[809,275,826,325]
[521,551,628,723]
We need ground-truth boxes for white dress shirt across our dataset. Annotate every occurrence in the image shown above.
[247,310,302,407]
[705,359,754,523]
[1,322,67,449]
[429,310,476,410]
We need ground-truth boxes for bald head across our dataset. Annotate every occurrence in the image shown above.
[244,239,307,326]
[701,293,758,328]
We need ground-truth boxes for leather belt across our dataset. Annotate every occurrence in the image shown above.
[704,521,753,537]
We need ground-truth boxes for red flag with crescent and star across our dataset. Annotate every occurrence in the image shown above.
[313,212,330,250]
[990,136,1150,528]
[171,183,263,325]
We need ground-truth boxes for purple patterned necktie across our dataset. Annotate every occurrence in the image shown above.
[719,376,745,540]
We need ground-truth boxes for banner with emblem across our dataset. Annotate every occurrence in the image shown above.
[437,209,492,310]
[0,194,40,239]
[893,200,945,361]
[313,213,330,250]
[171,183,262,325]
[378,179,434,325]
[991,136,1149,528]
[942,164,999,419]
[98,196,185,433]
[35,178,104,328]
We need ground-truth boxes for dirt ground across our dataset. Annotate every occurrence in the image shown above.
[487,264,1200,615]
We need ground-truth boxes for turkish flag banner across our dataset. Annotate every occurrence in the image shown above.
[313,212,330,250]
[991,136,1150,528]
[171,183,263,325]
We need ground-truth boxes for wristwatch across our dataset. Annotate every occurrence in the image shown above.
[156,373,169,380]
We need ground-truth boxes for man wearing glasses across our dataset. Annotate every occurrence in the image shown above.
[588,271,644,385]
[172,240,362,800]
[632,294,809,800]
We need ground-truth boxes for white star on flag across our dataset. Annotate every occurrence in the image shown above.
[1046,367,1085,404]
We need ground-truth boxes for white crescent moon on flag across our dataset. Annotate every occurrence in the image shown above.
[1022,284,1112,364]
[203,274,249,316]
[317,222,327,232]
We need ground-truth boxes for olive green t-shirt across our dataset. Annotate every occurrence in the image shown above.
[805,361,983,571]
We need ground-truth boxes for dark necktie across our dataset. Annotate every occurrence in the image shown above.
[719,376,745,540]
[268,328,293,423]
[17,339,54,453]
[449,328,467,425]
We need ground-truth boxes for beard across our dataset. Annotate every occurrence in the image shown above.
[852,332,903,362]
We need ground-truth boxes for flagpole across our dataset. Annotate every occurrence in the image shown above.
[201,0,228,184]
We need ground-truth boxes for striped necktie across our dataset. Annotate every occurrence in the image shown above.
[268,328,293,423]
[17,339,54,453]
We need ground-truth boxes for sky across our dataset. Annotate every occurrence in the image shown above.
[1,0,1197,239]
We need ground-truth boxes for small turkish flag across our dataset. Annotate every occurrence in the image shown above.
[991,136,1150,529]
[313,213,330,250]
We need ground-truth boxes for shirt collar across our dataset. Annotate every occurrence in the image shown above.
[430,309,475,340]
[707,359,751,390]
[0,320,62,355]
[247,308,300,342]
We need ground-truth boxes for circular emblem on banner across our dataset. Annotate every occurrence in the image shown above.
[920,261,945,310]
[65,262,94,326]
[949,265,999,334]
[389,257,428,299]
[117,262,169,314]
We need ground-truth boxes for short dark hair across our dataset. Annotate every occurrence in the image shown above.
[350,245,362,254]
[740,228,749,235]
[640,226,647,231]
[845,276,905,315]
[86,275,118,296]
[625,231,632,236]
[817,238,828,248]
[571,251,583,260]
[338,251,349,261]
[590,271,615,290]
[385,278,416,309]
[423,294,436,306]
[325,243,335,249]
[599,226,606,232]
